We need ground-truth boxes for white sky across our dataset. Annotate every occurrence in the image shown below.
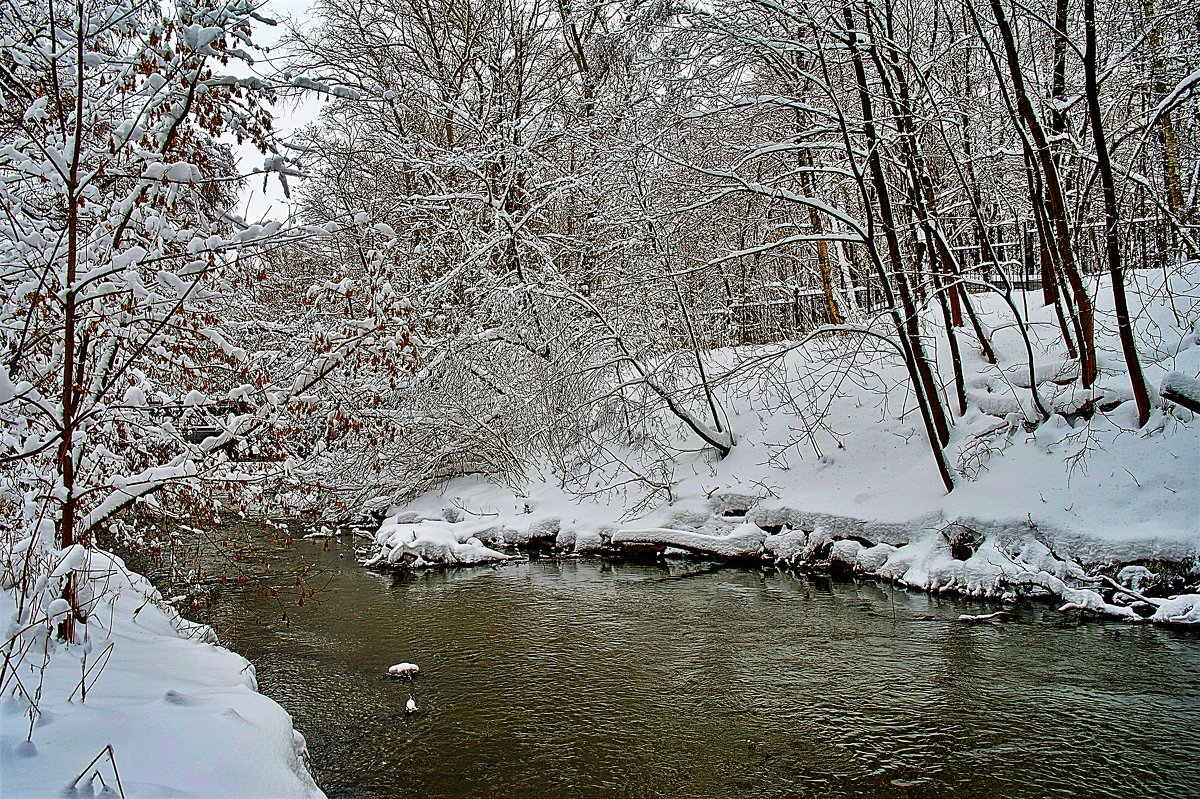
[230,0,321,221]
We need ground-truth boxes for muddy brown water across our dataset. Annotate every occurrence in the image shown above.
[201,532,1199,799]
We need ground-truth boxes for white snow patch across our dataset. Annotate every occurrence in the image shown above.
[0,548,324,798]
[388,662,419,677]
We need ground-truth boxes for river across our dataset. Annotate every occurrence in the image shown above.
[199,530,1199,799]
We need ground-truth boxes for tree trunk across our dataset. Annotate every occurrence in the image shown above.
[1044,0,1069,307]
[56,0,88,641]
[1083,0,1152,426]
[843,3,954,491]
[989,0,1097,387]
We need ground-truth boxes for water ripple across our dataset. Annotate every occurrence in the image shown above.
[213,545,1200,799]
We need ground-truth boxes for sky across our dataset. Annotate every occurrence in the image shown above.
[230,0,321,220]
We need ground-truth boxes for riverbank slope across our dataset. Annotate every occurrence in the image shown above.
[366,270,1199,621]
[0,548,324,798]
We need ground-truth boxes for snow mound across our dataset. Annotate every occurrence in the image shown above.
[362,517,512,569]
[0,547,324,798]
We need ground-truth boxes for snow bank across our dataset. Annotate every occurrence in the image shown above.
[761,522,1199,625]
[364,475,1197,624]
[0,548,324,798]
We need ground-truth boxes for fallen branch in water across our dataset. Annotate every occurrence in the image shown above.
[958,611,1011,622]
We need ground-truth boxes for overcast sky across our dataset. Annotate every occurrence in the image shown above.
[231,0,321,221]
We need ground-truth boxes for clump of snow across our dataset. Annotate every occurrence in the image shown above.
[500,515,561,547]
[572,528,606,553]
[763,529,807,561]
[1117,565,1158,592]
[1161,370,1200,410]
[361,518,512,569]
[829,539,864,570]
[856,543,896,571]
[388,662,419,677]
[1150,594,1200,624]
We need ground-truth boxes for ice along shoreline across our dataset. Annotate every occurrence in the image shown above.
[358,493,1200,626]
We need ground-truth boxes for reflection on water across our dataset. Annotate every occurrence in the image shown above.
[208,534,1200,799]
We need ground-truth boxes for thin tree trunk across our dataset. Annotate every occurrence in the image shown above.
[843,3,954,491]
[1044,0,1069,307]
[56,0,88,641]
[878,35,965,416]
[989,0,1097,387]
[1083,0,1151,426]
[799,146,845,325]
[1143,0,1190,223]
[929,230,968,415]
[956,111,1000,363]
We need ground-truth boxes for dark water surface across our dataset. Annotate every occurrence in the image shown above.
[207,533,1200,799]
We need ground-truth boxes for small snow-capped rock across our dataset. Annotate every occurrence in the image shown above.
[388,662,419,677]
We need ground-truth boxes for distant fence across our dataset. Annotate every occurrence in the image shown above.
[704,215,1180,345]
[948,216,1177,291]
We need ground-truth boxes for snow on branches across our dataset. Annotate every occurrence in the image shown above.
[0,0,418,645]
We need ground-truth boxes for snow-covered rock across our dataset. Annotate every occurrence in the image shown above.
[388,662,420,677]
[362,518,512,569]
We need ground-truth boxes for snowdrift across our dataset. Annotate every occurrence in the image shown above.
[0,546,325,798]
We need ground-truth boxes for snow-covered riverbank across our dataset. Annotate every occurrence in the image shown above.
[0,548,324,798]
[362,272,1199,624]
[361,478,1199,624]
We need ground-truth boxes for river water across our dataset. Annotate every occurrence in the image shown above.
[203,532,1199,799]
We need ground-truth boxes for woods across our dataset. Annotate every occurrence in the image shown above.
[0,0,1198,793]
[279,0,1197,504]
[0,0,1196,652]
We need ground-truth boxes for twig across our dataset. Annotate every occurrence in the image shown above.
[958,610,1010,622]
[1097,574,1162,606]
[69,642,115,703]
[69,744,127,799]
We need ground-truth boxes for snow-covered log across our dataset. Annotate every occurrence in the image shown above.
[361,518,513,569]
[611,522,766,559]
[1161,371,1200,413]
[958,611,1011,622]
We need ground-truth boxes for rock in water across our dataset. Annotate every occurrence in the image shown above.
[388,662,420,677]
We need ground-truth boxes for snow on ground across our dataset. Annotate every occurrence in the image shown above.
[365,268,1199,623]
[0,548,324,798]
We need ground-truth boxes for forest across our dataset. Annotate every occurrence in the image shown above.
[0,0,1197,794]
